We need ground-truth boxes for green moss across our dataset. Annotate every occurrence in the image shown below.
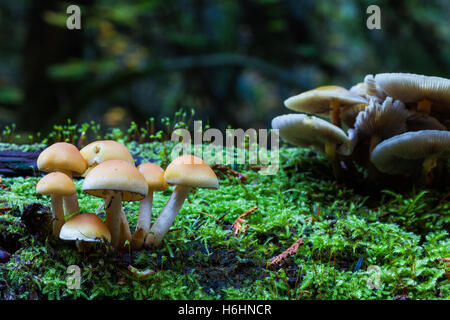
[0,143,449,300]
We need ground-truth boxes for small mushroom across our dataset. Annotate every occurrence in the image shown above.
[364,74,387,102]
[79,140,135,177]
[271,114,352,177]
[60,212,111,252]
[272,113,352,157]
[37,142,87,217]
[36,172,76,237]
[354,97,410,152]
[370,130,450,183]
[82,160,148,250]
[80,140,136,249]
[374,73,450,115]
[145,155,218,248]
[284,85,367,127]
[131,162,168,250]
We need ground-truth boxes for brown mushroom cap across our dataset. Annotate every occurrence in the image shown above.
[36,172,76,196]
[370,130,450,174]
[271,113,352,156]
[37,142,87,175]
[82,159,148,201]
[284,85,367,116]
[59,212,111,243]
[374,73,450,105]
[164,155,219,189]
[138,162,168,191]
[80,140,135,176]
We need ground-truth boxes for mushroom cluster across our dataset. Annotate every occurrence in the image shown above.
[272,73,450,184]
[35,140,219,252]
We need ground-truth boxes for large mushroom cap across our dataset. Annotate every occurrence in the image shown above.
[138,162,168,191]
[37,142,87,175]
[164,155,218,189]
[80,140,135,176]
[284,85,367,116]
[374,73,450,105]
[36,172,76,196]
[271,113,352,156]
[60,212,111,243]
[370,130,450,174]
[82,159,148,201]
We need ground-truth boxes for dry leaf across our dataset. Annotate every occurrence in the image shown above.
[232,206,257,236]
[268,238,304,267]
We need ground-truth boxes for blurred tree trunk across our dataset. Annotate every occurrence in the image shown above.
[21,0,91,131]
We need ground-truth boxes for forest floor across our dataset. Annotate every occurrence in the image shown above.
[0,141,449,300]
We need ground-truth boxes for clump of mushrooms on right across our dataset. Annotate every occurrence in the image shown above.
[272,72,450,186]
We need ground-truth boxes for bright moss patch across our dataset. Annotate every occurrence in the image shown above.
[0,143,449,300]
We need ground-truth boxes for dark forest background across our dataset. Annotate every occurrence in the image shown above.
[0,0,449,135]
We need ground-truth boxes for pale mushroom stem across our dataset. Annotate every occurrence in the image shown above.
[422,155,438,185]
[325,142,341,178]
[145,185,191,247]
[118,208,132,250]
[105,191,123,249]
[329,101,342,127]
[131,192,153,250]
[50,195,65,237]
[64,194,80,217]
[59,170,80,218]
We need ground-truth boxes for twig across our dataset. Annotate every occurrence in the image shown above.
[231,206,258,236]
[198,211,220,221]
[268,238,305,267]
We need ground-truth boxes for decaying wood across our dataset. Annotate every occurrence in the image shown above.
[0,150,42,177]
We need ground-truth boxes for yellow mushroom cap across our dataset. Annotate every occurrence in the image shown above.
[59,213,111,243]
[80,140,135,176]
[284,85,367,116]
[82,159,148,201]
[37,142,87,175]
[374,73,450,104]
[36,172,76,196]
[164,155,219,189]
[138,162,168,191]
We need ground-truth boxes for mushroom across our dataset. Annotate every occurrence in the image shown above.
[59,212,111,252]
[80,140,136,248]
[145,155,218,247]
[354,97,410,152]
[284,85,367,127]
[370,130,450,183]
[272,113,352,157]
[374,73,450,115]
[36,172,76,237]
[131,162,168,250]
[79,140,135,177]
[364,74,387,102]
[82,159,148,250]
[37,142,87,217]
